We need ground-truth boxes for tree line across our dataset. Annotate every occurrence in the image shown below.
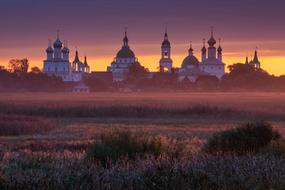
[0,59,64,92]
[1,59,285,92]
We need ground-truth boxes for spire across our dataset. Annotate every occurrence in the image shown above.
[57,29,60,39]
[211,26,214,37]
[74,50,80,62]
[164,24,168,40]
[64,40,68,48]
[202,38,207,53]
[245,56,249,64]
[253,47,259,63]
[84,56,88,65]
[189,41,194,55]
[123,27,129,47]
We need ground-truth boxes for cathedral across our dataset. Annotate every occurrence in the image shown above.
[107,30,141,82]
[157,28,225,82]
[43,33,90,82]
[179,30,225,82]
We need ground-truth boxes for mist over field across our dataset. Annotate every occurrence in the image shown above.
[0,92,285,189]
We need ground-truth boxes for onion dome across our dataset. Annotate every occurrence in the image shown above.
[182,45,199,67]
[208,36,216,47]
[53,38,63,49]
[46,46,53,53]
[62,47,69,53]
[62,46,69,54]
[46,40,54,53]
[62,41,69,53]
[217,39,222,53]
[217,46,222,53]
[208,27,216,47]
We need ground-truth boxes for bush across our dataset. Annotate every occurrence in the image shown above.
[204,121,281,155]
[262,139,285,157]
[86,130,165,165]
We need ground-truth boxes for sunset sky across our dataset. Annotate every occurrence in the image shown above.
[1,0,285,75]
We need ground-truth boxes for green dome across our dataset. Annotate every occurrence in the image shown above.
[182,55,199,68]
[116,47,135,58]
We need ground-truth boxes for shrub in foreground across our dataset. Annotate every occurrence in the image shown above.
[204,121,281,155]
[86,130,165,165]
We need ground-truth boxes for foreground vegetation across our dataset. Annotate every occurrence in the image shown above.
[1,122,285,190]
[0,93,285,189]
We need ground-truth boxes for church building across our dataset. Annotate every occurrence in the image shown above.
[43,33,90,82]
[178,29,225,82]
[107,30,141,82]
[246,49,261,69]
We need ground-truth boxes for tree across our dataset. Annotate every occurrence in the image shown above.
[221,63,273,90]
[8,59,29,74]
[196,75,219,90]
[30,66,42,74]
[125,62,149,86]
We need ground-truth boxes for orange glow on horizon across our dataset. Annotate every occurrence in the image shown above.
[0,45,285,76]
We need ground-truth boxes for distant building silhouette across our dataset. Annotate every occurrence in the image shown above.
[107,30,141,82]
[43,32,90,82]
[178,28,225,82]
[159,28,173,73]
[246,49,261,69]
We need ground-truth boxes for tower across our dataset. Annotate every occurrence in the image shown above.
[46,40,53,61]
[201,39,207,62]
[207,27,217,59]
[84,56,90,73]
[250,48,261,69]
[73,50,80,72]
[159,27,173,72]
[217,38,222,62]
[62,41,70,61]
[53,30,63,60]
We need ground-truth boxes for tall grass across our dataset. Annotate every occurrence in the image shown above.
[0,103,253,119]
[0,114,55,136]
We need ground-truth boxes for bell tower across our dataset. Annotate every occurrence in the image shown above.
[159,27,173,73]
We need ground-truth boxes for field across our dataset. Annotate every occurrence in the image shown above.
[0,92,285,189]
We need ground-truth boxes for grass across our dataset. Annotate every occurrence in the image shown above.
[0,92,285,189]
[0,114,55,136]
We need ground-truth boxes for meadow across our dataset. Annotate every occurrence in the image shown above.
[0,92,285,190]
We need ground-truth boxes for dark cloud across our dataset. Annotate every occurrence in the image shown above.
[0,0,284,48]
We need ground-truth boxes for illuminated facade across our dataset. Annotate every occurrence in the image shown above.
[159,30,173,72]
[43,34,90,82]
[107,31,140,82]
[178,29,225,82]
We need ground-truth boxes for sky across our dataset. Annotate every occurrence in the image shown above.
[0,0,285,75]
